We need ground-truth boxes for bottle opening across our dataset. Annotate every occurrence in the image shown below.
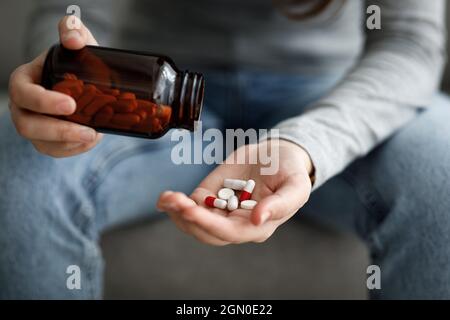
[178,71,205,130]
[193,74,205,122]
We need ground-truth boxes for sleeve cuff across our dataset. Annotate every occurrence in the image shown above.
[259,123,331,191]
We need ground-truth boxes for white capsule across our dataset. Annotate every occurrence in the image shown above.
[218,188,235,200]
[223,179,247,191]
[227,195,239,211]
[214,199,227,209]
[242,179,256,193]
[240,200,257,210]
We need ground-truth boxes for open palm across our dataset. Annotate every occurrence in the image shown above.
[157,139,313,245]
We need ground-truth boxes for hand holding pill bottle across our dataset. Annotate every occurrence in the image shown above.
[41,44,205,139]
[8,16,104,157]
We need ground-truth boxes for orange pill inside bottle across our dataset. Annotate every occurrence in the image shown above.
[41,44,205,139]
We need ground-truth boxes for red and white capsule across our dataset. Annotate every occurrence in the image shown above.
[239,179,255,201]
[204,196,227,209]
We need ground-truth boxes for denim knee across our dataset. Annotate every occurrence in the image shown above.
[0,114,68,215]
[0,115,101,298]
[341,96,450,298]
[342,94,450,242]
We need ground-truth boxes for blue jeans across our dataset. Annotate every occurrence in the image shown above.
[1,70,450,299]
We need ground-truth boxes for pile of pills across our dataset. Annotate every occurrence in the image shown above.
[204,179,257,211]
[52,73,172,134]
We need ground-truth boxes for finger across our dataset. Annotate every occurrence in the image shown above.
[8,56,77,115]
[251,173,309,226]
[33,141,84,152]
[158,190,226,216]
[159,190,276,243]
[59,15,98,49]
[190,187,212,205]
[32,134,103,158]
[167,213,230,246]
[181,204,275,244]
[157,191,197,213]
[10,105,98,143]
[158,191,230,246]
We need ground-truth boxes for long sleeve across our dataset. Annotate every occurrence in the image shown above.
[271,0,446,189]
[24,0,118,59]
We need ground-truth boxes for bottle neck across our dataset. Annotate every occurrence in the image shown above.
[174,71,205,130]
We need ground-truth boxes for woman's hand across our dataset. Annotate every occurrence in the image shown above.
[8,16,102,158]
[157,139,313,246]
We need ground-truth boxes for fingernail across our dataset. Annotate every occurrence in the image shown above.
[56,101,75,114]
[261,211,271,224]
[162,191,174,197]
[79,128,96,142]
[63,30,82,41]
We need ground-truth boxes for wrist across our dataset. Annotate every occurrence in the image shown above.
[278,139,315,182]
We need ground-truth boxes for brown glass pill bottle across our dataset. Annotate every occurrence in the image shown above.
[41,44,205,139]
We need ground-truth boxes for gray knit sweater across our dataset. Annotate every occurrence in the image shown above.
[27,0,446,189]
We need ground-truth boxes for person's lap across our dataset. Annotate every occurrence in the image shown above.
[1,69,449,298]
[0,109,221,298]
[304,94,450,298]
[0,70,341,298]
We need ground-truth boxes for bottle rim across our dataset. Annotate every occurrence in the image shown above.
[178,71,205,130]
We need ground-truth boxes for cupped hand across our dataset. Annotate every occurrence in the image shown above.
[8,15,102,158]
[157,139,313,246]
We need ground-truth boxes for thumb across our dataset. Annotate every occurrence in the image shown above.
[58,15,98,49]
[251,174,309,226]
[250,194,286,226]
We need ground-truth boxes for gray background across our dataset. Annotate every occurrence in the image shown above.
[0,1,447,299]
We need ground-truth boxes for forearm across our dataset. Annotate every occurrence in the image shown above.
[272,0,446,189]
